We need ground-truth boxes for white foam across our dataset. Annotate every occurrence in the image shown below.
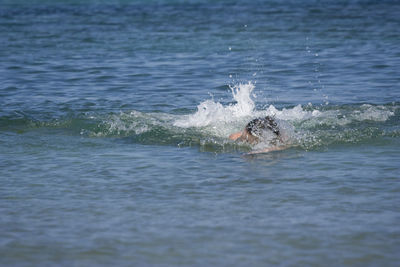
[353,104,394,122]
[171,82,395,148]
[91,81,395,150]
[172,82,327,140]
[264,104,322,121]
[174,82,256,129]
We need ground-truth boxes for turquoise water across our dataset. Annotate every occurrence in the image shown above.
[1,0,400,266]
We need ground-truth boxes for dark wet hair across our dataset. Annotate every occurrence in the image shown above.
[245,116,280,138]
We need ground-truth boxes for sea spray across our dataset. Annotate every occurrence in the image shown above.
[75,82,398,151]
[174,82,257,129]
[229,81,256,117]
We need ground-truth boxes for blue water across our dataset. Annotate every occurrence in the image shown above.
[1,0,400,266]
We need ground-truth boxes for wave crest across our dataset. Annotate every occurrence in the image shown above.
[1,82,397,152]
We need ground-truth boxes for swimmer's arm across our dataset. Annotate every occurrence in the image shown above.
[229,131,243,141]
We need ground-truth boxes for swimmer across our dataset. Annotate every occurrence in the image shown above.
[229,116,288,153]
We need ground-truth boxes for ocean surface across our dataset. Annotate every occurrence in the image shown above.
[1,0,399,266]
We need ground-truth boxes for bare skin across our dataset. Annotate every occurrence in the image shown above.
[228,131,243,141]
[229,129,258,143]
[229,128,288,154]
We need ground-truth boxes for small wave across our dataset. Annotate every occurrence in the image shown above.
[1,82,397,153]
[87,82,397,152]
[88,110,175,137]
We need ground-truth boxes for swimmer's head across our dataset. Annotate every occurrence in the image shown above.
[244,116,280,140]
[229,116,281,143]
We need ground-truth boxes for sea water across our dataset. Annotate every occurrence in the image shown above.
[1,0,399,266]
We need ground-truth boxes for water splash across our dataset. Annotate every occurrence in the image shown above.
[2,82,397,153]
[90,82,396,152]
[174,82,256,128]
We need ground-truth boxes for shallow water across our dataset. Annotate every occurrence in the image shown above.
[1,0,400,266]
